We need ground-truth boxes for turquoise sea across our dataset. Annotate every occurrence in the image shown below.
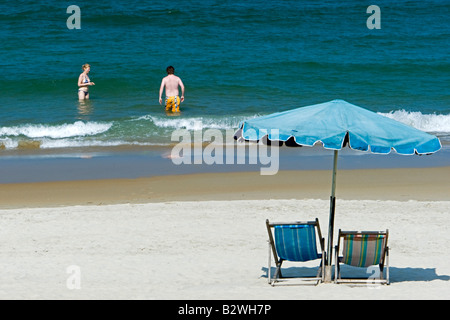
[0,0,449,182]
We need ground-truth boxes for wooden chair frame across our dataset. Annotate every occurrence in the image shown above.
[334,229,389,285]
[266,218,325,286]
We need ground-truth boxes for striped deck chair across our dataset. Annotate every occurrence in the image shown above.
[334,230,389,285]
[266,218,325,286]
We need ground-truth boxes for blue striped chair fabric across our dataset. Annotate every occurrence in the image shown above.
[274,224,320,262]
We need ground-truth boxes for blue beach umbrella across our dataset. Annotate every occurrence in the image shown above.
[234,99,441,280]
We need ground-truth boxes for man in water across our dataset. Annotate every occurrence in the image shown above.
[159,66,185,112]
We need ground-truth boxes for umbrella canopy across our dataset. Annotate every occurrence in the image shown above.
[236,99,441,154]
[234,99,441,281]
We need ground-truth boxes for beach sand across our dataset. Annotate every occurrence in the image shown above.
[0,167,449,299]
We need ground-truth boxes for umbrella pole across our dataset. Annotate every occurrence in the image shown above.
[324,150,338,282]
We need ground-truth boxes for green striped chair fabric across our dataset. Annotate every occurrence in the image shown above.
[342,234,387,267]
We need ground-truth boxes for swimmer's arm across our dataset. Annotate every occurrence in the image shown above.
[159,78,166,104]
[179,78,185,102]
[77,74,86,87]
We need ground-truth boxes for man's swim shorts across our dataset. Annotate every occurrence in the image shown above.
[165,96,180,112]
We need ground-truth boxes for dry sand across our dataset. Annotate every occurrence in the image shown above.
[0,167,449,299]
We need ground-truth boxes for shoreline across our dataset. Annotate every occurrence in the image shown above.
[1,166,449,209]
[1,144,449,184]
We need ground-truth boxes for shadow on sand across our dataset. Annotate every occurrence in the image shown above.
[261,266,450,284]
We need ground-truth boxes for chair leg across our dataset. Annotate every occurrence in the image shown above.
[268,249,283,285]
[317,254,325,283]
[378,247,390,284]
[334,248,339,283]
[316,259,322,278]
[274,262,282,280]
[268,264,282,286]
[268,240,283,285]
[386,247,390,285]
[267,241,272,284]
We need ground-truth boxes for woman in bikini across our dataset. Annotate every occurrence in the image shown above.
[78,64,95,100]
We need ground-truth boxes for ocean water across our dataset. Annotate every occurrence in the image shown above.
[0,1,449,164]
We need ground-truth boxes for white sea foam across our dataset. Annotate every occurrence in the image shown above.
[0,121,112,139]
[2,111,448,151]
[137,112,450,134]
[379,110,450,133]
[135,114,260,131]
[39,139,160,149]
[0,138,17,149]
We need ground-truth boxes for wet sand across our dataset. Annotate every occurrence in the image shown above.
[1,167,448,209]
